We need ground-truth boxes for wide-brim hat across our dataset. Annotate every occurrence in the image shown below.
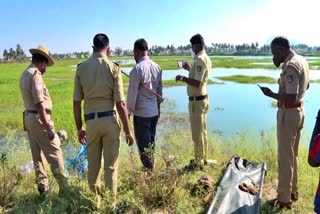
[29,45,54,66]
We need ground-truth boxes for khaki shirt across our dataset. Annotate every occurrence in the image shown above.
[19,64,52,110]
[278,51,309,103]
[73,53,125,114]
[187,50,212,96]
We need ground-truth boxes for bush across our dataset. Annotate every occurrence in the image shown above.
[0,153,22,208]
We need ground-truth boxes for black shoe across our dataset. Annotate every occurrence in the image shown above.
[185,160,204,171]
[38,185,49,197]
[291,192,299,202]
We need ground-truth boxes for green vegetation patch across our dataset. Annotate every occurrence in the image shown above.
[216,75,277,84]
[163,79,219,87]
[0,123,316,213]
[212,57,275,69]
[310,79,320,83]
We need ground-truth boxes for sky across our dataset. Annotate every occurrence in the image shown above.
[0,0,320,56]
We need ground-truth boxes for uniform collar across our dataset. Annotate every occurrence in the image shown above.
[282,51,295,70]
[28,63,40,74]
[91,52,108,59]
[29,63,37,69]
[195,50,206,59]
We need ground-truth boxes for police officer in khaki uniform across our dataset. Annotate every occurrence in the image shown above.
[259,36,309,209]
[19,45,69,196]
[73,34,134,203]
[175,34,211,170]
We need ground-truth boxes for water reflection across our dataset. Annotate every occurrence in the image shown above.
[160,68,320,81]
[163,82,320,142]
[113,59,136,65]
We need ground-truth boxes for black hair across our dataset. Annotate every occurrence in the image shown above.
[190,34,205,47]
[271,36,290,49]
[93,33,109,50]
[134,39,148,51]
[32,53,48,64]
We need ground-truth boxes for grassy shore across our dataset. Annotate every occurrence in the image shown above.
[163,79,219,87]
[3,55,320,70]
[121,55,320,70]
[216,75,277,84]
[311,79,320,83]
[0,113,318,213]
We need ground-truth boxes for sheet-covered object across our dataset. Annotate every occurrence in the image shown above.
[207,157,267,214]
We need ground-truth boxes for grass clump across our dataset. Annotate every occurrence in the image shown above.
[163,79,219,87]
[216,75,277,84]
[0,153,22,209]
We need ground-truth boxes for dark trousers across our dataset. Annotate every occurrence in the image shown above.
[133,115,159,170]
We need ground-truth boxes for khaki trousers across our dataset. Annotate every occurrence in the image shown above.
[277,107,304,203]
[189,99,209,164]
[86,115,121,195]
[25,113,68,190]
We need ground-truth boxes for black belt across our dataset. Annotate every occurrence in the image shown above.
[277,102,302,109]
[84,111,115,121]
[27,109,51,115]
[189,95,208,101]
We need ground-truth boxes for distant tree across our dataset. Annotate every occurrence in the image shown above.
[251,42,256,53]
[3,49,8,61]
[114,47,123,56]
[8,48,16,60]
[169,45,177,55]
[231,44,235,52]
[84,51,91,58]
[15,44,26,60]
[123,49,132,56]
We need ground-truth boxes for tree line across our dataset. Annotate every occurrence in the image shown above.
[2,44,27,61]
[2,42,320,62]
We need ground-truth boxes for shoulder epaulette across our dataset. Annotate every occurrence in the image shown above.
[112,61,120,67]
[287,61,300,73]
[33,69,40,75]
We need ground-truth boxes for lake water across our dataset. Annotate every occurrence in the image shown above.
[106,57,320,140]
[163,82,320,139]
[113,59,136,65]
[159,67,320,141]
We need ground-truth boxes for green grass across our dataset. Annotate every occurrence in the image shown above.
[216,75,277,83]
[0,60,81,138]
[212,57,274,69]
[311,79,320,83]
[163,79,219,87]
[0,58,225,138]
[0,117,318,213]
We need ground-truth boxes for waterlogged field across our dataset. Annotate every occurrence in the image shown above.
[0,57,320,213]
[215,75,277,84]
[1,56,294,136]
